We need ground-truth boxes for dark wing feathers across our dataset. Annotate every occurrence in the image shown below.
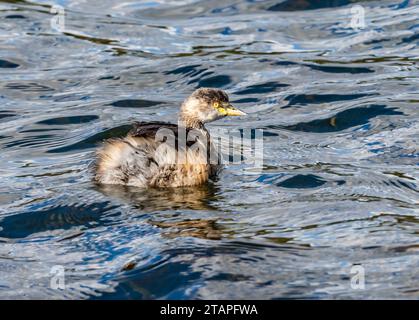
[129,121,178,138]
[129,121,205,148]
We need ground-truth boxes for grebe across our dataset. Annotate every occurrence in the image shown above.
[94,88,246,188]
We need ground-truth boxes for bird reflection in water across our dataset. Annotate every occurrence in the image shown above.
[150,218,221,240]
[95,183,224,241]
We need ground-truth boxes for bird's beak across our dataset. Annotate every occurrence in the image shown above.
[224,104,246,116]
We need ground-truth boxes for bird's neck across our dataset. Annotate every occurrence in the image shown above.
[178,114,205,130]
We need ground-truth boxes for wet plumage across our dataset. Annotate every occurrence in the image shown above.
[94,88,245,188]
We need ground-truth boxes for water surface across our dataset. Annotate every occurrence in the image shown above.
[0,0,418,299]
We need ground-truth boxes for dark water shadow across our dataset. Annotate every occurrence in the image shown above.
[283,93,374,108]
[164,64,208,84]
[257,173,343,189]
[197,75,232,88]
[233,97,260,104]
[4,82,53,92]
[98,258,202,299]
[164,64,201,76]
[111,99,163,108]
[270,104,404,133]
[3,134,56,149]
[36,115,99,125]
[234,81,289,95]
[0,59,19,68]
[0,201,119,239]
[0,112,17,119]
[268,0,352,11]
[5,14,26,19]
[277,174,327,188]
[185,70,233,88]
[47,124,132,153]
[273,60,374,74]
[401,32,419,44]
[305,64,374,74]
[96,241,289,299]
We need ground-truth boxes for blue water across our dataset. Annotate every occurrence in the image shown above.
[0,0,418,299]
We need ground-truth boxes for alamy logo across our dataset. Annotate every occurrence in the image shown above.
[349,5,366,30]
[350,265,365,290]
[50,5,65,32]
[50,265,65,290]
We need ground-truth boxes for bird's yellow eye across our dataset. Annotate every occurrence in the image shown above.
[213,102,219,108]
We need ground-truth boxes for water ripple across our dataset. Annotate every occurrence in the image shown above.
[0,0,418,299]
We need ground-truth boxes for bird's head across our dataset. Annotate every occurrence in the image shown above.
[179,88,246,126]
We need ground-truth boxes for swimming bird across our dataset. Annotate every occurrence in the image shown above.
[94,88,246,188]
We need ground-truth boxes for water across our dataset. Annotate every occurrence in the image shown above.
[0,0,418,299]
